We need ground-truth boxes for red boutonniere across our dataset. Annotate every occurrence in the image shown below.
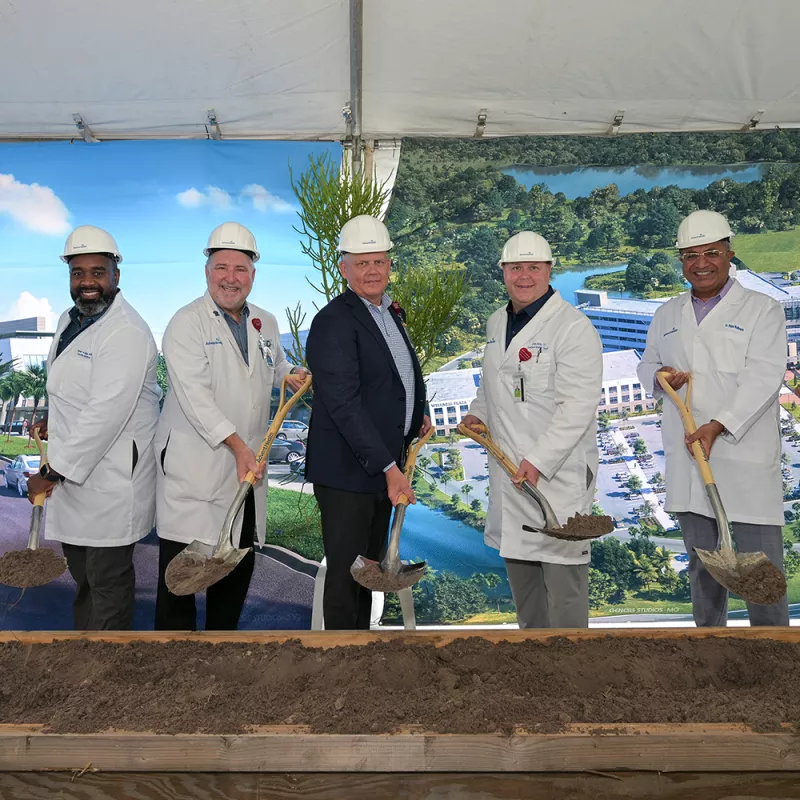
[518,347,532,362]
[251,318,262,332]
[389,300,407,326]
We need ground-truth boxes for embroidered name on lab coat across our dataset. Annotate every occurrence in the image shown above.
[77,349,92,360]
[725,323,745,332]
[205,338,223,346]
[663,327,679,337]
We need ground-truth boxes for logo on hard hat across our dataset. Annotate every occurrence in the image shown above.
[73,244,87,249]
[363,239,377,245]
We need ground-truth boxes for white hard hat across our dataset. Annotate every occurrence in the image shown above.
[675,210,734,249]
[499,231,553,266]
[61,225,122,264]
[204,222,260,263]
[338,215,393,254]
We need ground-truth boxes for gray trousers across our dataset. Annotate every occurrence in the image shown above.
[677,512,789,627]
[503,559,589,628]
[61,543,137,630]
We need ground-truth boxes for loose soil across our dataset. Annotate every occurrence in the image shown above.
[165,556,236,596]
[0,548,67,588]
[350,557,426,592]
[705,559,787,606]
[2,636,800,735]
[550,513,615,541]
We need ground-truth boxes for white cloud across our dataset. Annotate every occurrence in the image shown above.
[2,292,58,331]
[0,174,70,235]
[241,184,294,213]
[176,187,205,208]
[176,186,232,209]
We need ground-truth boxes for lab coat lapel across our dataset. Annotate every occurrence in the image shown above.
[202,292,247,369]
[501,290,563,366]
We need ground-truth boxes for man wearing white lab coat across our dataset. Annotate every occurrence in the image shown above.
[638,210,789,627]
[26,226,161,630]
[462,232,603,628]
[154,222,308,630]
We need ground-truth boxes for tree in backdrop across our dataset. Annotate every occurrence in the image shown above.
[588,567,616,609]
[285,152,466,371]
[461,483,474,504]
[24,365,47,426]
[633,437,649,457]
[590,537,640,602]
[626,474,644,493]
[0,371,31,439]
[597,411,611,430]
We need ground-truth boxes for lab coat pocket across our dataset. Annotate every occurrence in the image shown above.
[163,429,228,502]
[712,331,746,373]
[522,354,551,394]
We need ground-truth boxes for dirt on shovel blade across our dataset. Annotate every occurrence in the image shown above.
[165,556,236,596]
[0,548,67,588]
[350,558,426,592]
[548,513,615,541]
[706,559,788,606]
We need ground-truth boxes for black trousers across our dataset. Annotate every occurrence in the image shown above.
[154,493,256,631]
[61,542,137,631]
[314,483,393,630]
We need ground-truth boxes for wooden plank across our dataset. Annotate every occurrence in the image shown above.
[1,771,799,800]
[1,727,800,773]
[0,626,799,647]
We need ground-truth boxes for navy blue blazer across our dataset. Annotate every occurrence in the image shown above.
[304,289,426,493]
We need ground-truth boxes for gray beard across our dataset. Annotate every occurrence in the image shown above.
[74,295,113,317]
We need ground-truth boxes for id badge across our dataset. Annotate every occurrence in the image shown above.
[513,372,525,402]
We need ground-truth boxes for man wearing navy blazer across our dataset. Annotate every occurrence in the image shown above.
[305,215,430,630]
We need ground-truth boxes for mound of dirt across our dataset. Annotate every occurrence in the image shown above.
[0,635,798,735]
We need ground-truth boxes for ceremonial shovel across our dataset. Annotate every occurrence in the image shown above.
[657,370,785,605]
[350,427,433,592]
[165,374,312,596]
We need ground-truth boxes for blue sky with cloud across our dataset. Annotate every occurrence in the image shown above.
[0,140,339,343]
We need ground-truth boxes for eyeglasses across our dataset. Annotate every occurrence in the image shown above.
[679,249,725,264]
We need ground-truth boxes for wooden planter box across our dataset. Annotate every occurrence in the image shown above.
[1,628,798,775]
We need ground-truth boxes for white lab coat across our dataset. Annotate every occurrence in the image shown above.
[470,291,603,564]
[44,294,161,547]
[637,280,786,525]
[155,293,292,547]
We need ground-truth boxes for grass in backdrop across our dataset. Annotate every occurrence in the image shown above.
[264,487,323,562]
[0,436,45,461]
[734,227,800,273]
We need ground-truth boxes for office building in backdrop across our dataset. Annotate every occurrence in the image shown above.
[0,317,55,429]
[425,368,482,436]
[575,291,665,353]
[600,349,656,416]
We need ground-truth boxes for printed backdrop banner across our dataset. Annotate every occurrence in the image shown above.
[2,133,800,629]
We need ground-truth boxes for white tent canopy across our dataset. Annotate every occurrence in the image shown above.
[3,0,800,141]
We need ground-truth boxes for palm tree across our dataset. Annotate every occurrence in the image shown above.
[632,555,659,590]
[461,484,473,503]
[0,371,31,440]
[24,365,47,427]
[651,546,673,573]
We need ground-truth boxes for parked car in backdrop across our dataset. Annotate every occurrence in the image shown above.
[271,419,308,442]
[0,420,27,435]
[268,438,305,464]
[3,454,41,496]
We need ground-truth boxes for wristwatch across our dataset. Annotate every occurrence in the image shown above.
[39,464,64,483]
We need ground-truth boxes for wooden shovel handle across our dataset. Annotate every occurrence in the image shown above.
[656,371,716,487]
[30,427,48,507]
[456,422,520,480]
[245,374,313,486]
